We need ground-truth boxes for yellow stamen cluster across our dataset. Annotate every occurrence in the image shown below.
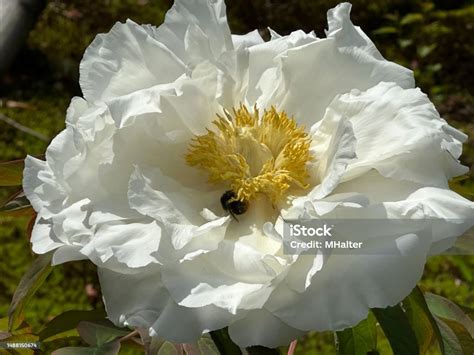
[185,105,312,204]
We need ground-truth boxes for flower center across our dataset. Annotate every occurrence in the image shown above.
[185,105,312,205]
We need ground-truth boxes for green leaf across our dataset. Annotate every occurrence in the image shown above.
[0,330,11,341]
[398,39,414,48]
[336,311,377,355]
[384,13,399,22]
[42,336,84,353]
[426,63,442,73]
[38,309,107,341]
[403,287,442,353]
[460,306,474,321]
[77,320,129,347]
[372,26,398,35]
[210,328,241,355]
[8,252,53,331]
[435,316,474,355]
[442,318,474,353]
[372,305,419,355]
[425,293,474,336]
[417,44,437,58]
[2,319,31,336]
[400,13,423,26]
[0,317,10,339]
[52,340,121,355]
[1,333,39,342]
[0,159,24,186]
[0,190,33,216]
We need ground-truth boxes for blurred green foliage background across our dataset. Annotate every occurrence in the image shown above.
[0,0,473,353]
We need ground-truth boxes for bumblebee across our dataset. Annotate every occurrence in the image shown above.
[220,190,248,221]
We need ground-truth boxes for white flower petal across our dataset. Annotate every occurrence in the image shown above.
[267,230,431,331]
[326,3,384,59]
[101,63,223,132]
[30,198,91,256]
[30,217,63,254]
[52,245,87,265]
[80,19,187,102]
[150,298,239,343]
[332,82,468,186]
[161,241,281,313]
[264,3,414,127]
[98,266,240,343]
[282,251,325,293]
[25,99,117,218]
[128,165,229,250]
[334,170,423,204]
[228,309,305,348]
[246,30,317,106]
[149,0,232,65]
[232,29,264,49]
[300,108,356,201]
[128,165,213,225]
[274,176,473,331]
[81,221,163,268]
[387,187,474,253]
[91,73,223,198]
[98,266,169,327]
[268,28,282,40]
[226,197,282,255]
[23,156,65,217]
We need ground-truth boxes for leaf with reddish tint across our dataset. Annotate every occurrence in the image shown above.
[77,320,129,347]
[435,316,474,354]
[425,293,474,336]
[0,190,33,216]
[8,252,53,331]
[404,287,442,353]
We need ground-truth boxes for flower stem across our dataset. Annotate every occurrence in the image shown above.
[119,329,140,343]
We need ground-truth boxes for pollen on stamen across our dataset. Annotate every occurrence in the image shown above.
[185,105,313,204]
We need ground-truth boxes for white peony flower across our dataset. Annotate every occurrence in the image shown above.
[23,0,474,347]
